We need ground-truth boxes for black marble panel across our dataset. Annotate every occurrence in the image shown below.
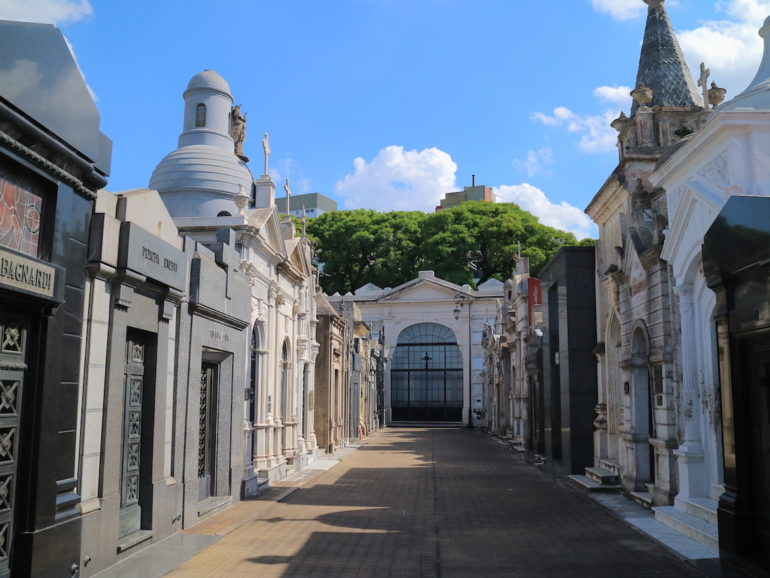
[0,20,111,171]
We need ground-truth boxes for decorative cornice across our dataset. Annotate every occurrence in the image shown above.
[0,128,97,199]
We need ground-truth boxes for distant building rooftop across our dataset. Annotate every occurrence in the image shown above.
[276,192,337,217]
[437,185,495,210]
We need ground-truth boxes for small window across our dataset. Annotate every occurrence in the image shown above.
[195,103,206,127]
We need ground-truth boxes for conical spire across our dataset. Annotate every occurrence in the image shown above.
[631,0,702,115]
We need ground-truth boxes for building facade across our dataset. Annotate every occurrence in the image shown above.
[329,272,502,427]
[0,21,112,576]
[585,0,708,507]
[647,14,770,567]
[538,247,597,477]
[149,70,319,490]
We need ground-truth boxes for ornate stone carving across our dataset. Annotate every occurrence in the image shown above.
[698,151,729,189]
[708,81,727,108]
[631,83,653,108]
[594,403,608,430]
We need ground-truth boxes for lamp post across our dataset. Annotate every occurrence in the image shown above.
[453,293,474,428]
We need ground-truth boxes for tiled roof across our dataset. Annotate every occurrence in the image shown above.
[631,1,702,115]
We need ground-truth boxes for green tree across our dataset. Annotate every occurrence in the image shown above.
[307,209,426,294]
[421,201,580,284]
[308,202,592,293]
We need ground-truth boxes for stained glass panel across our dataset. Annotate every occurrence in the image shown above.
[0,167,43,258]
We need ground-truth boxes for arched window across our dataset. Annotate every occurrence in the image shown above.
[280,341,290,418]
[195,103,206,127]
[249,326,261,423]
[391,323,463,422]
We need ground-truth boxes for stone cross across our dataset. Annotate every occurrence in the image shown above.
[698,62,710,108]
[262,132,271,176]
[284,178,292,214]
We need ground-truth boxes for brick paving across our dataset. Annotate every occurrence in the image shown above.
[167,428,704,577]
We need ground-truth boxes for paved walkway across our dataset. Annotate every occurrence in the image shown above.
[159,428,705,577]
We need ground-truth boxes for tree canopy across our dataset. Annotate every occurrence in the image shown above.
[306,201,593,295]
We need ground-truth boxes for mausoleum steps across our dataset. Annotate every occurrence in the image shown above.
[653,504,719,551]
[630,491,653,508]
[568,474,622,493]
[568,466,622,492]
[653,497,719,551]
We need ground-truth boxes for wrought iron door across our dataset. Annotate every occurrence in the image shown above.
[0,310,27,572]
[391,323,463,422]
[198,363,217,500]
[120,332,145,537]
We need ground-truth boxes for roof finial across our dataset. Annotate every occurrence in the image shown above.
[284,177,292,215]
[262,132,271,176]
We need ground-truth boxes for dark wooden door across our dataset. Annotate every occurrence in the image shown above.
[0,309,27,573]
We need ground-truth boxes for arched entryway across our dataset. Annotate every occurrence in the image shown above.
[630,324,655,489]
[390,323,463,421]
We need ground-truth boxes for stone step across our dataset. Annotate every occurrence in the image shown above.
[630,491,653,508]
[597,459,620,476]
[674,496,718,527]
[585,467,620,485]
[568,474,622,493]
[388,421,464,428]
[654,505,719,551]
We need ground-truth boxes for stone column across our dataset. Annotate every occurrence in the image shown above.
[673,283,706,499]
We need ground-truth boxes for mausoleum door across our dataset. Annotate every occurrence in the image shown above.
[120,331,150,537]
[0,308,28,573]
[741,334,770,561]
[391,323,463,422]
[198,362,218,500]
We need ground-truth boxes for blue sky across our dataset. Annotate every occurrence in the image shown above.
[1,0,768,239]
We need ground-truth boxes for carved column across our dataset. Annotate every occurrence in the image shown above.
[673,283,706,499]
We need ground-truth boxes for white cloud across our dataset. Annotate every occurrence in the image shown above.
[593,85,632,109]
[531,85,629,155]
[335,145,457,212]
[532,106,620,154]
[494,183,597,240]
[0,0,93,25]
[514,147,554,177]
[678,0,770,98]
[591,0,646,21]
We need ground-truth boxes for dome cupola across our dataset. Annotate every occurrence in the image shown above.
[150,70,254,218]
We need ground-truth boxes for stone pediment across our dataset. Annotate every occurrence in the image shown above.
[661,181,722,269]
[253,207,288,259]
[381,278,467,304]
[285,238,310,276]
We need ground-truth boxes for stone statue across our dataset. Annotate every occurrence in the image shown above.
[262,132,271,176]
[231,105,247,159]
[698,63,710,109]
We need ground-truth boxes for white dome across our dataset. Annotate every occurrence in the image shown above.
[150,144,253,218]
[720,17,770,111]
[185,69,231,96]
